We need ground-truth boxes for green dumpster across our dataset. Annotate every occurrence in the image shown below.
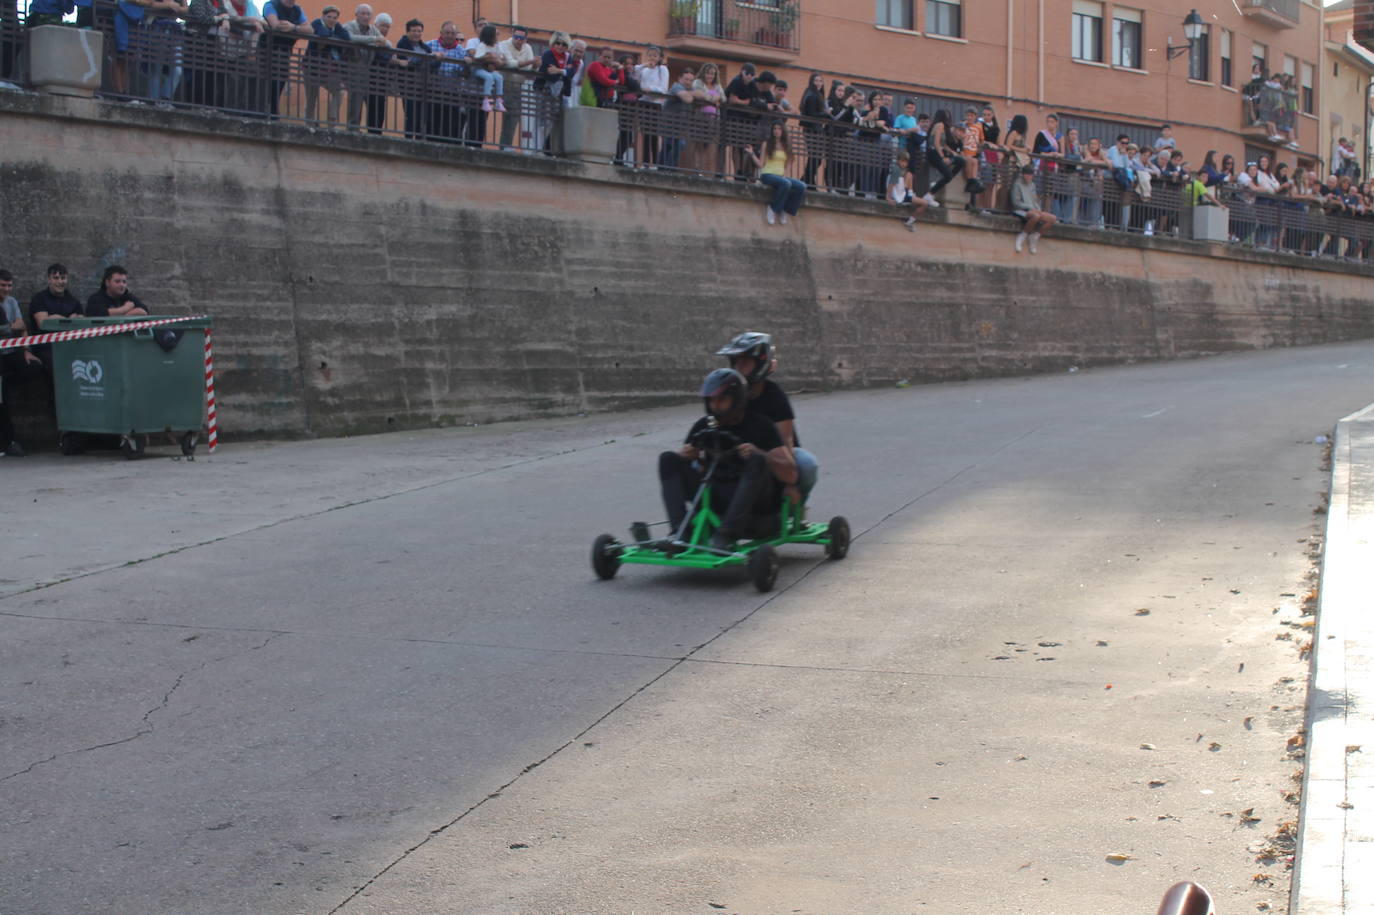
[48,315,212,459]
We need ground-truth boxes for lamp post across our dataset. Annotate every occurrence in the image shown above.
[1166,9,1205,59]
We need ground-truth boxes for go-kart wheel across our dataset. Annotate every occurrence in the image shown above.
[58,432,83,456]
[825,516,851,560]
[749,544,779,592]
[591,533,623,580]
[120,434,145,460]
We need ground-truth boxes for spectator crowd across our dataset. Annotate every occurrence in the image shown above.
[5,3,1372,258]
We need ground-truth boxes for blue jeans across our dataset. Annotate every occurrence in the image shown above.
[659,137,683,169]
[794,448,819,498]
[760,173,805,214]
[475,67,504,96]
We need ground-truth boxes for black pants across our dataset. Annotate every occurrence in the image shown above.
[659,451,775,538]
[927,150,961,196]
[1,350,49,444]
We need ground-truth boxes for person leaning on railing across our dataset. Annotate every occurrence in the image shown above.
[495,24,535,150]
[262,0,311,118]
[658,65,696,171]
[140,0,189,105]
[303,4,350,125]
[341,3,386,131]
[184,0,263,110]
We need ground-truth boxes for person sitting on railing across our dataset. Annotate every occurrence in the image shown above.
[84,265,149,317]
[1242,63,1264,127]
[1258,72,1285,145]
[744,120,805,227]
[888,149,929,231]
[924,108,963,205]
[1011,164,1056,254]
[303,4,350,125]
[468,23,506,114]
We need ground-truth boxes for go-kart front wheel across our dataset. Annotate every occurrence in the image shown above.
[749,544,779,592]
[825,516,851,560]
[591,533,623,580]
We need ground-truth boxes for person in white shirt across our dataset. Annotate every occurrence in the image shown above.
[496,25,537,150]
[634,44,670,166]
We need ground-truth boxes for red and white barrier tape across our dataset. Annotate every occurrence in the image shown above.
[0,314,211,350]
[1,315,218,452]
[204,328,218,453]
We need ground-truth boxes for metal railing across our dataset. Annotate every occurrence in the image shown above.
[1217,186,1374,260]
[667,0,801,53]
[1243,0,1300,24]
[6,11,1373,264]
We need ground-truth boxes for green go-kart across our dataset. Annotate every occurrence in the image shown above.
[590,426,850,592]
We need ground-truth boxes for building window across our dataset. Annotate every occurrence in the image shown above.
[877,0,913,29]
[1188,26,1209,81]
[926,0,961,37]
[1219,29,1232,86]
[1072,0,1104,62]
[1252,42,1266,77]
[1113,7,1142,69]
[1301,61,1314,114]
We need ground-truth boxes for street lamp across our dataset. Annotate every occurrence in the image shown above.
[1166,9,1205,59]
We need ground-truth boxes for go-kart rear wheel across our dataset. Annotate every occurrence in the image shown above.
[825,516,851,560]
[591,533,623,580]
[749,544,779,592]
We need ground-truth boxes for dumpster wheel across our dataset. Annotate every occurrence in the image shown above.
[58,432,84,456]
[180,432,197,458]
[120,434,146,460]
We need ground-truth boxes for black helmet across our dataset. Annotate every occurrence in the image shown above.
[699,368,749,420]
[715,332,773,384]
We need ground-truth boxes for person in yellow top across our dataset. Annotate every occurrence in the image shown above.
[744,121,806,226]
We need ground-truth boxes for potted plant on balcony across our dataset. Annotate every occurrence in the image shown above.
[670,0,700,35]
[722,17,741,40]
[755,0,799,47]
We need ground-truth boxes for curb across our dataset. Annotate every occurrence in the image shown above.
[1291,402,1374,913]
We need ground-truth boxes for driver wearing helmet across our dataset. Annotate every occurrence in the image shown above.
[659,368,798,550]
[716,332,817,499]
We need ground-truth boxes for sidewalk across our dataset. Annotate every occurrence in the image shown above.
[1293,403,1374,913]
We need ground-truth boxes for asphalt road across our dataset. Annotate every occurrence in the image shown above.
[3,341,1371,915]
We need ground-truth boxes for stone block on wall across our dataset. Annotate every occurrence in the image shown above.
[560,106,618,165]
[1192,204,1228,242]
[28,26,104,98]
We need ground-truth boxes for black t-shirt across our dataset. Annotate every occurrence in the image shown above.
[28,288,83,328]
[748,379,799,447]
[85,289,147,318]
[684,409,782,451]
[725,74,755,112]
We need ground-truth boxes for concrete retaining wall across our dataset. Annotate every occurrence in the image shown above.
[2,92,1372,438]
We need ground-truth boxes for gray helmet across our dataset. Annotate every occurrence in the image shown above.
[715,332,773,384]
[699,368,749,420]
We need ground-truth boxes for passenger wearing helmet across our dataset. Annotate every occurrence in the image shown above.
[659,368,798,550]
[716,331,818,499]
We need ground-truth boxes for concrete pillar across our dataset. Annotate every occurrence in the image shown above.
[560,106,618,165]
[1192,204,1229,242]
[27,26,104,98]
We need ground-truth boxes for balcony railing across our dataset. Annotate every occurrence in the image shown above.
[1241,0,1299,29]
[667,0,800,55]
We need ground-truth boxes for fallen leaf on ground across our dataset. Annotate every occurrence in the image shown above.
[1134,608,1151,616]
[1140,743,1157,750]
[1105,853,1133,862]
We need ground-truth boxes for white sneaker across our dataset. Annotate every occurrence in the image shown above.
[780,212,789,225]
[1014,232,1026,252]
[924,192,940,209]
[1028,233,1039,254]
[904,216,917,232]
[1144,221,1154,236]
[765,207,776,225]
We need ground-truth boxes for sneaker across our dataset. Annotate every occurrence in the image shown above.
[904,216,917,232]
[779,212,789,225]
[4,440,25,457]
[481,98,493,112]
[708,531,735,552]
[1014,232,1026,252]
[924,192,940,209]
[494,98,507,113]
[765,207,776,225]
